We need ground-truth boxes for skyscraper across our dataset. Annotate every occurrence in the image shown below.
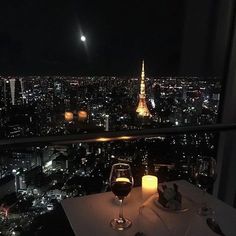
[9,78,16,105]
[136,61,151,117]
[6,78,24,106]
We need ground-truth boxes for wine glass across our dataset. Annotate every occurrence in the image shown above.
[193,157,217,216]
[109,163,134,231]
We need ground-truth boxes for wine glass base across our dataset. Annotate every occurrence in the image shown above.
[110,218,132,231]
[198,206,212,216]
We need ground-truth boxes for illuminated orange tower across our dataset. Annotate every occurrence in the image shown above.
[136,60,151,117]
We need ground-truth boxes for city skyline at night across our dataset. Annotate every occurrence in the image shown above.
[0,72,221,139]
[0,1,231,235]
[0,64,221,235]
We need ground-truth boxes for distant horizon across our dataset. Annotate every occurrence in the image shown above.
[0,74,221,80]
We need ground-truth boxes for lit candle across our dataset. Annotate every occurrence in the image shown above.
[142,175,158,200]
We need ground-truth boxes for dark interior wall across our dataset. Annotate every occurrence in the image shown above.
[180,0,233,77]
[213,0,236,206]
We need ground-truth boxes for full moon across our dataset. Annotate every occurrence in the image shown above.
[80,35,86,42]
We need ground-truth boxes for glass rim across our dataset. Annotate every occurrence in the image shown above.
[112,163,131,169]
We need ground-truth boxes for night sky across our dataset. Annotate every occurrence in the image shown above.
[0,1,200,76]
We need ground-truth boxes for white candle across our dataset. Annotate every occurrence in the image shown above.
[142,175,158,200]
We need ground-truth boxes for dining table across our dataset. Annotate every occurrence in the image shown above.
[62,180,236,236]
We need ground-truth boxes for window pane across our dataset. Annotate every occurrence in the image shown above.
[0,1,230,138]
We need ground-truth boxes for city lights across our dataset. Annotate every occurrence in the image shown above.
[0,0,230,234]
[0,73,220,235]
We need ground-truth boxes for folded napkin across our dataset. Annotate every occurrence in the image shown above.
[139,194,217,236]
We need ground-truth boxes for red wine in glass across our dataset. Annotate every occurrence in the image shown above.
[111,179,132,199]
[109,164,134,231]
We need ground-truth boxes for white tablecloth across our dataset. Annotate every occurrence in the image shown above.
[62,180,236,236]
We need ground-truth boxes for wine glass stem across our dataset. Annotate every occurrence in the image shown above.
[119,199,124,220]
[202,189,207,209]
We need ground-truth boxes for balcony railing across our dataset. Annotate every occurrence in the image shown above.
[0,123,236,146]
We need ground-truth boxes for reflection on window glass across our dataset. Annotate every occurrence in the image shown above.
[0,132,217,193]
[0,75,221,138]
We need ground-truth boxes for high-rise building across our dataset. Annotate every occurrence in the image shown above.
[4,78,24,106]
[105,114,109,131]
[9,78,16,105]
[19,78,26,104]
[136,61,151,117]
